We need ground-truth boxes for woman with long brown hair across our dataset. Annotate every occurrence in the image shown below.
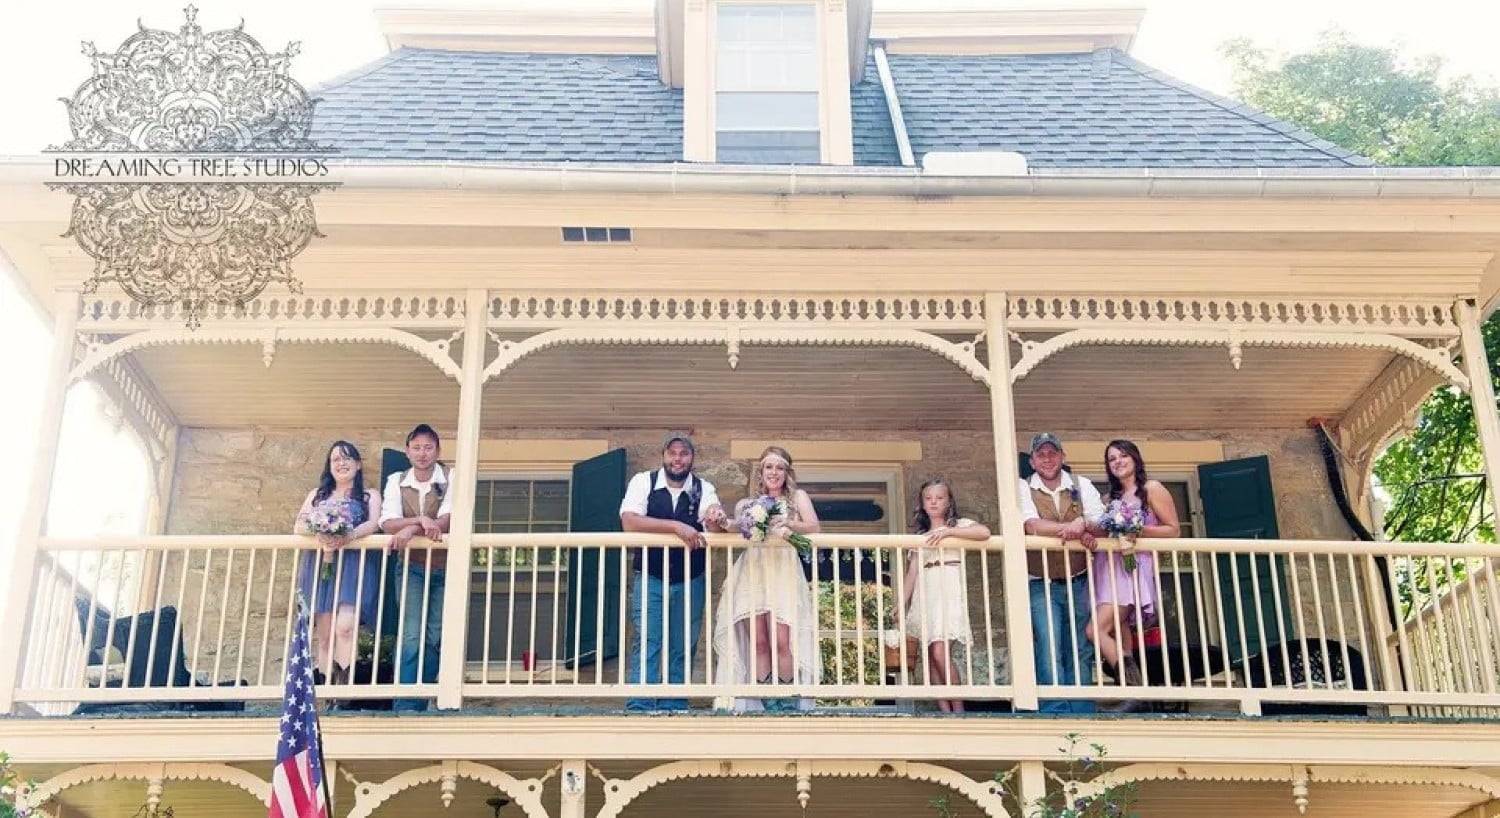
[1086,439,1180,688]
[713,446,821,711]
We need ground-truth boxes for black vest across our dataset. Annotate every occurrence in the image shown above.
[634,470,705,583]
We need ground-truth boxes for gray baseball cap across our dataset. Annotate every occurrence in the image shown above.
[1029,432,1064,454]
[662,431,696,453]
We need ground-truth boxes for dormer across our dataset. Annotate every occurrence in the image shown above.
[656,0,872,164]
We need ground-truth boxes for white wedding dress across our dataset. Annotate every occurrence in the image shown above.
[712,496,820,711]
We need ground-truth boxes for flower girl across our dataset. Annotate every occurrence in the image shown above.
[902,478,990,713]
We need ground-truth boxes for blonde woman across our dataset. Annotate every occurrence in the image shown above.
[713,446,821,712]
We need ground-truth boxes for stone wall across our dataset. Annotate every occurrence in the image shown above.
[161,424,1368,691]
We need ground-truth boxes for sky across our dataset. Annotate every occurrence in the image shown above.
[2,0,1499,604]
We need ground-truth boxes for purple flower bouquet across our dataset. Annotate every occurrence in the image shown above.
[1098,499,1147,572]
[738,495,813,558]
[307,499,355,579]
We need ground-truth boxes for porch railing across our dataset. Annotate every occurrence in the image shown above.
[11,532,1500,715]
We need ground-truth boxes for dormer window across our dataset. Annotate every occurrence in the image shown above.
[714,3,821,164]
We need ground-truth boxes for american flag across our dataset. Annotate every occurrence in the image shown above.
[269,601,329,818]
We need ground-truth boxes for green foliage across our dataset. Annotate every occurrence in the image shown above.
[1227,32,1500,554]
[1,752,20,818]
[817,582,897,701]
[1223,31,1500,166]
[931,735,1136,818]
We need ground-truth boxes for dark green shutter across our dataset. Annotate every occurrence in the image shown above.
[565,448,628,668]
[374,449,413,644]
[1198,455,1295,663]
[381,448,411,485]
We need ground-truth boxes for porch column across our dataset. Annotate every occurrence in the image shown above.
[984,292,1037,710]
[0,289,80,713]
[1016,760,1047,818]
[1457,300,1500,525]
[436,288,488,709]
[559,759,587,818]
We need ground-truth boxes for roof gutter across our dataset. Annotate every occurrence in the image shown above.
[4,158,1500,198]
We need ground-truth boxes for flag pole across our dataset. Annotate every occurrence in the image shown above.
[301,561,337,818]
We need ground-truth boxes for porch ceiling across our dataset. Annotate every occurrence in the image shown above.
[122,340,1405,434]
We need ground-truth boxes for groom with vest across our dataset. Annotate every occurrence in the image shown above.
[1018,432,1105,714]
[619,432,728,711]
[380,423,453,712]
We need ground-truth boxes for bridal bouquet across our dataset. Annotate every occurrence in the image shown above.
[307,499,355,580]
[1098,499,1147,572]
[739,495,813,558]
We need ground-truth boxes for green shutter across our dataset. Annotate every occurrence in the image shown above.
[381,448,411,486]
[565,448,628,668]
[1198,455,1295,663]
[373,449,414,643]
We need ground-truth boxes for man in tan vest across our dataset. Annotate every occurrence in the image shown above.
[379,424,453,712]
[1018,432,1104,714]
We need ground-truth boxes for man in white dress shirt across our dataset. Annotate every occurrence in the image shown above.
[618,432,728,711]
[1019,432,1105,714]
[379,423,454,712]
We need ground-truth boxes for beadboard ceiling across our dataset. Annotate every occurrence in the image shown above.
[126,340,1396,433]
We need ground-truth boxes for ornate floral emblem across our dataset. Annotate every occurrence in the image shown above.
[49,6,333,328]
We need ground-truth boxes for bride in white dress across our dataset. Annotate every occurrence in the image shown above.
[713,446,821,712]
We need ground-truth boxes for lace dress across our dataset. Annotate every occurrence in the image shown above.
[904,518,975,648]
[712,495,820,711]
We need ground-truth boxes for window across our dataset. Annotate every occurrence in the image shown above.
[715,3,821,164]
[468,477,571,672]
[472,478,570,568]
[801,479,893,535]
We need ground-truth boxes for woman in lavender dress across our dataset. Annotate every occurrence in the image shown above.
[1086,439,1180,687]
[294,441,382,681]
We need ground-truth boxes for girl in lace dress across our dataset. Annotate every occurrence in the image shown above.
[902,478,991,713]
[713,446,821,711]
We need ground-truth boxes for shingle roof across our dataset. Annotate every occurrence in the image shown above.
[863,49,1370,167]
[310,48,683,162]
[312,46,1369,168]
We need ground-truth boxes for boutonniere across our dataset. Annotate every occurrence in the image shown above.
[433,481,446,498]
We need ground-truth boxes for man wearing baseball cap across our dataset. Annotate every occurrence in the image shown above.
[1019,432,1105,713]
[618,432,728,710]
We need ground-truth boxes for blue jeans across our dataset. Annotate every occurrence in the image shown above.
[394,561,446,712]
[625,570,706,711]
[1030,574,1097,714]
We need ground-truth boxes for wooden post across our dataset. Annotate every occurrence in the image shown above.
[681,0,713,162]
[436,288,488,710]
[985,292,1037,710]
[559,759,587,818]
[0,289,80,713]
[1017,760,1048,818]
[1458,300,1500,522]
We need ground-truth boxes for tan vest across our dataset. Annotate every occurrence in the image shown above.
[1028,483,1090,579]
[401,472,448,570]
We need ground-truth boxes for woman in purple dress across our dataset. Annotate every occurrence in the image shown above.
[1086,439,1180,686]
[294,441,382,681]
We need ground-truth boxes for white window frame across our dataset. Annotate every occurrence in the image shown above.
[466,470,574,681]
[713,1,823,163]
